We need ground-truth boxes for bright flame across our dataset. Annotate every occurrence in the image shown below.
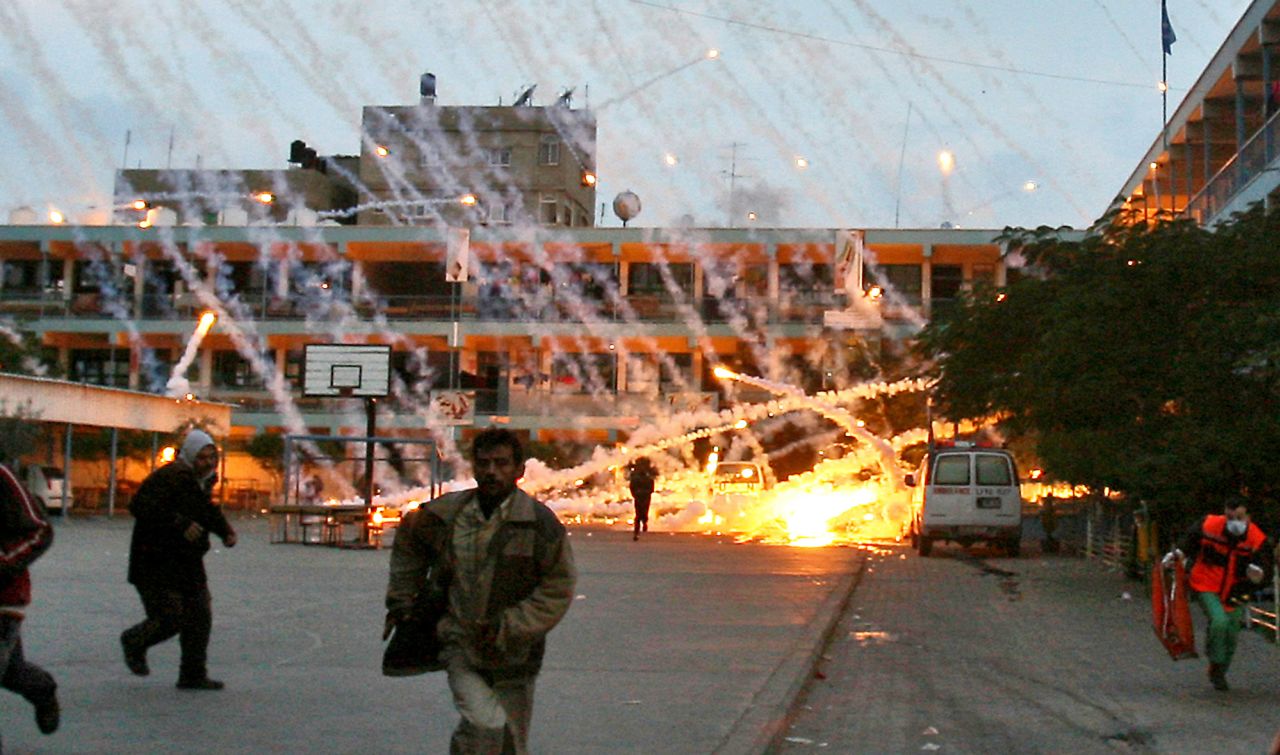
[48,209,64,224]
[937,150,955,175]
[706,48,720,60]
[712,366,737,380]
[159,446,176,464]
[131,199,147,211]
[254,192,274,204]
[734,419,748,429]
[460,193,478,206]
[196,311,217,336]
[663,153,678,166]
[794,156,808,169]
[375,145,390,157]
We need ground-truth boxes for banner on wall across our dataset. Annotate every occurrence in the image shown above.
[834,229,865,294]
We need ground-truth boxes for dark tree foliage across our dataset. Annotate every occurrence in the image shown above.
[917,208,1280,523]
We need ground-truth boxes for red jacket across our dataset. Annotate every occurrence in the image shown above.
[1187,514,1267,601]
[0,464,54,615]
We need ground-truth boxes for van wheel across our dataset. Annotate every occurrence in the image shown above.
[1005,538,1021,557]
[918,536,933,557]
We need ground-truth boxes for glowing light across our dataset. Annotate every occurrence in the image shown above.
[712,366,737,380]
[1023,181,1038,192]
[159,446,176,464]
[581,171,598,187]
[1157,81,1168,93]
[746,211,758,221]
[794,156,809,169]
[995,292,1008,302]
[375,145,390,157]
[865,285,883,301]
[460,193,478,206]
[138,220,152,229]
[131,199,147,211]
[740,467,755,479]
[706,48,720,60]
[196,311,217,333]
[663,153,678,167]
[254,192,274,204]
[47,210,64,224]
[734,419,748,429]
[371,509,385,525]
[937,150,955,176]
[1149,161,1158,172]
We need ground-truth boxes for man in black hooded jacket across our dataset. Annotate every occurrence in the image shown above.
[121,429,236,690]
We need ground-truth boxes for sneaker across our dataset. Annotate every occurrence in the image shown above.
[120,632,149,677]
[176,677,225,691]
[34,692,59,735]
[1208,664,1229,692]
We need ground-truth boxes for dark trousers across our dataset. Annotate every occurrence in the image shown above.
[0,615,56,707]
[631,489,653,537]
[124,584,213,680]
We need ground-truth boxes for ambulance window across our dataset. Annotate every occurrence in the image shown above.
[975,455,1013,485]
[933,456,970,485]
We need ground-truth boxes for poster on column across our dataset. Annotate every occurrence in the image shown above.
[834,229,865,295]
[428,390,476,425]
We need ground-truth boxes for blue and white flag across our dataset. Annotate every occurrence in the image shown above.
[1161,0,1177,55]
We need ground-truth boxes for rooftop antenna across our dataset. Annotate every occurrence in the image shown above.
[721,142,751,227]
[513,85,536,107]
[555,87,575,108]
[893,102,912,229]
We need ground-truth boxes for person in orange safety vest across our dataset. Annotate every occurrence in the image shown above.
[1165,498,1270,691]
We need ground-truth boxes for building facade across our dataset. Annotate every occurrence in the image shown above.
[0,223,1011,448]
[1112,0,1280,225]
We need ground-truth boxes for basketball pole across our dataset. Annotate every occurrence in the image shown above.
[363,396,377,545]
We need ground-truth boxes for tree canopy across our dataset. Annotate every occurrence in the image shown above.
[916,208,1280,522]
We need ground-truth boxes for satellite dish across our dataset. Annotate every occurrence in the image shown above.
[612,191,641,227]
[555,88,575,107]
[513,85,536,107]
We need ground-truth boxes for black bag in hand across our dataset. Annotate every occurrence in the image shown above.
[382,595,448,677]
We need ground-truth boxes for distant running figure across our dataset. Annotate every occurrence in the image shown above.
[628,457,657,541]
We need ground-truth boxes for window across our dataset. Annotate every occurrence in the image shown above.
[932,455,970,485]
[778,262,833,292]
[1,260,43,293]
[69,349,128,388]
[486,147,512,166]
[213,350,268,389]
[551,352,616,394]
[931,265,964,300]
[866,264,922,303]
[487,201,511,224]
[538,139,560,166]
[539,194,559,225]
[628,262,693,298]
[975,455,1013,486]
[625,354,660,394]
[660,353,694,391]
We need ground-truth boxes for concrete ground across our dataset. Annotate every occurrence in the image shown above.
[779,540,1280,754]
[0,515,863,754]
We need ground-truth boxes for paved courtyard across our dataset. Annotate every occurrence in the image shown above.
[0,515,863,754]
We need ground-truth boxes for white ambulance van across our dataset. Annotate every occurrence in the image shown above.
[905,442,1022,557]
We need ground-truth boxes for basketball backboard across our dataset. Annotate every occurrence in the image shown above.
[303,344,392,397]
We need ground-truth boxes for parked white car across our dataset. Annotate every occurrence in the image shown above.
[25,465,73,511]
